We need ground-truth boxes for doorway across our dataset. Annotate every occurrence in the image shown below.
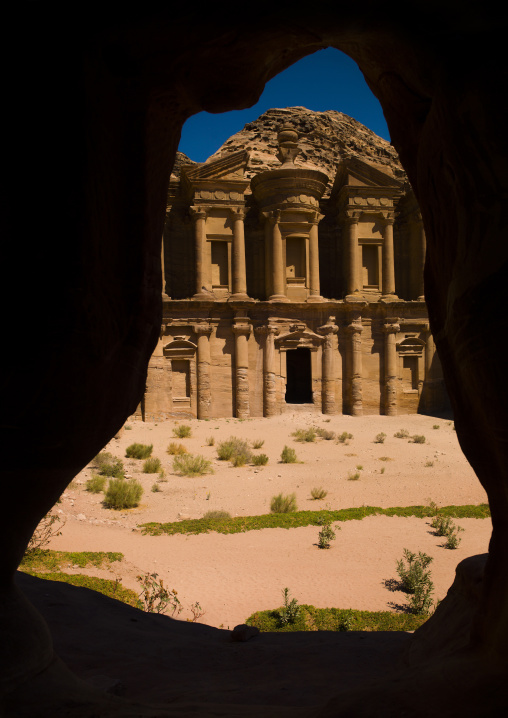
[285,348,313,403]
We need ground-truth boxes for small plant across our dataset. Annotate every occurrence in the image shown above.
[137,572,182,616]
[433,425,440,430]
[276,588,300,627]
[206,436,215,446]
[94,451,124,478]
[173,454,213,477]
[315,427,335,441]
[103,478,143,509]
[380,467,386,474]
[252,439,265,449]
[217,436,252,464]
[86,473,107,493]
[425,460,434,467]
[125,424,132,430]
[203,510,231,520]
[167,442,188,456]
[252,453,269,466]
[412,435,426,444]
[270,493,297,513]
[318,521,339,548]
[24,511,65,558]
[173,424,192,438]
[394,429,409,439]
[310,487,328,500]
[151,482,161,493]
[356,464,363,471]
[374,432,387,444]
[157,469,167,482]
[143,457,162,473]
[378,456,393,462]
[395,549,434,615]
[125,443,153,459]
[348,471,360,481]
[431,513,464,548]
[188,601,205,622]
[280,445,298,464]
[337,431,353,443]
[292,427,316,443]
[444,526,464,549]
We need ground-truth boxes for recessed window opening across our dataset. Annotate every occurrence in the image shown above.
[172,359,191,398]
[286,347,313,403]
[362,244,379,288]
[402,355,419,390]
[286,236,306,283]
[211,240,229,287]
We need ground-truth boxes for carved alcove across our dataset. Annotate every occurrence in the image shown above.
[163,337,197,414]
[396,336,425,412]
[276,325,324,405]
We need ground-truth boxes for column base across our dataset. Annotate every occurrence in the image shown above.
[307,294,324,303]
[345,293,365,302]
[269,294,290,302]
[193,292,212,300]
[228,293,253,302]
[380,293,399,302]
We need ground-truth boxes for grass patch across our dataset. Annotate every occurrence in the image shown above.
[252,453,269,466]
[379,456,393,461]
[93,452,124,478]
[292,427,316,443]
[217,437,252,464]
[167,442,188,456]
[337,432,353,443]
[280,445,298,463]
[151,482,162,492]
[245,605,428,633]
[374,432,386,444]
[252,439,265,449]
[203,510,231,520]
[315,427,335,440]
[411,435,426,444]
[173,424,192,438]
[126,443,153,459]
[173,454,213,477]
[21,550,123,572]
[103,477,143,509]
[206,436,215,446]
[143,457,162,473]
[86,474,106,493]
[394,429,410,439]
[140,504,490,536]
[270,493,298,513]
[21,570,141,608]
[310,487,328,500]
[348,471,360,480]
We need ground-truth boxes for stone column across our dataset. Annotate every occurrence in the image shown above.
[382,214,397,298]
[307,212,323,302]
[319,317,338,414]
[269,210,288,301]
[230,208,249,300]
[232,316,251,418]
[256,324,279,417]
[383,320,400,415]
[346,316,363,416]
[190,206,209,299]
[346,213,361,295]
[194,323,213,418]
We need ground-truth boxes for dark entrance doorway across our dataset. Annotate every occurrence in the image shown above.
[285,348,313,403]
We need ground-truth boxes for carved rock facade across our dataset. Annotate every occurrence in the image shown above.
[141,114,447,420]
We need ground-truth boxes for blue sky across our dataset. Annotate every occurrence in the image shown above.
[178,48,389,163]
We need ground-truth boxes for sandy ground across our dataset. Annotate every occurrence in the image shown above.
[46,412,491,629]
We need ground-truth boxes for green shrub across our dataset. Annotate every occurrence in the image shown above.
[206,436,215,446]
[356,464,363,470]
[86,473,106,493]
[395,549,434,615]
[270,493,297,513]
[173,453,213,477]
[412,435,426,444]
[173,424,191,438]
[217,436,252,464]
[203,510,231,520]
[167,442,188,456]
[318,521,339,548]
[276,588,301,627]
[24,511,64,558]
[103,478,143,509]
[252,453,269,466]
[94,451,124,478]
[252,439,265,449]
[292,427,316,443]
[280,445,298,463]
[125,443,153,459]
[433,425,440,429]
[348,471,360,481]
[431,514,464,548]
[136,572,182,615]
[151,482,161,493]
[143,457,162,473]
[378,456,393,461]
[374,432,386,443]
[337,432,353,443]
[425,460,434,467]
[394,429,409,439]
[380,467,386,474]
[311,487,327,500]
[315,427,335,440]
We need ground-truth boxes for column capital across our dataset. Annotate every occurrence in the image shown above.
[343,209,362,223]
[383,321,400,334]
[230,206,246,221]
[382,211,396,224]
[318,316,338,336]
[255,324,279,337]
[193,323,213,336]
[189,205,209,221]
[232,318,252,336]
[346,320,363,335]
[309,210,325,225]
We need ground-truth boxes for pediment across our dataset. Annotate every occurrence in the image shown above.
[182,150,249,182]
[275,328,324,348]
[334,157,402,191]
[163,338,197,353]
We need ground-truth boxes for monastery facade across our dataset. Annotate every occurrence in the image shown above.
[137,123,448,420]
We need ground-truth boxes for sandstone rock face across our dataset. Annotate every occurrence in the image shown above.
[204,106,406,197]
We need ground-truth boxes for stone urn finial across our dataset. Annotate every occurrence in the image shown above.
[276,123,300,166]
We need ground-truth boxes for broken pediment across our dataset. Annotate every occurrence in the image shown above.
[275,327,324,349]
[332,157,403,192]
[182,150,250,182]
